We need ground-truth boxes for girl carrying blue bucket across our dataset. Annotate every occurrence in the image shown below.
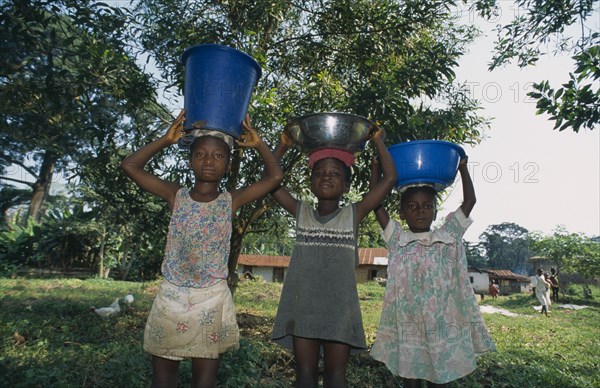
[121,111,282,386]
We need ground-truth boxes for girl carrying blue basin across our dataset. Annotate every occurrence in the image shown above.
[370,156,496,388]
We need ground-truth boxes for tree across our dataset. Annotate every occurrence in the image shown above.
[0,0,166,222]
[131,0,489,285]
[465,241,487,268]
[531,226,600,280]
[479,222,532,273]
[73,144,173,279]
[473,0,599,132]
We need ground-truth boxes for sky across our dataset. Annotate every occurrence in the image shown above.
[440,2,600,242]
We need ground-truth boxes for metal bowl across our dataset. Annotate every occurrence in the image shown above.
[285,112,376,154]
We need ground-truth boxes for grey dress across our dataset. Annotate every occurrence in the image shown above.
[272,201,367,353]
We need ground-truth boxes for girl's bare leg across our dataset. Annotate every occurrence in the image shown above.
[322,341,350,388]
[151,356,179,388]
[191,357,221,388]
[293,336,320,387]
[403,378,422,388]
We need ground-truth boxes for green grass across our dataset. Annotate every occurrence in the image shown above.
[1,277,599,387]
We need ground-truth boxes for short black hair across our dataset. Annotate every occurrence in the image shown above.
[400,185,439,210]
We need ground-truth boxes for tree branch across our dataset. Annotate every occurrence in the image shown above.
[0,155,39,178]
[0,176,35,188]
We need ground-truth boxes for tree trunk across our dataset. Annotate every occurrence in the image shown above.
[118,238,134,280]
[123,254,135,280]
[226,148,244,295]
[227,226,243,296]
[225,147,275,295]
[26,151,56,222]
[27,48,58,222]
[227,200,273,295]
[98,225,107,278]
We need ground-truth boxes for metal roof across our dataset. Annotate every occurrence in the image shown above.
[487,269,531,281]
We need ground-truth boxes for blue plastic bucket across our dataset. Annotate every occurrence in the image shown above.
[182,44,262,138]
[388,140,466,191]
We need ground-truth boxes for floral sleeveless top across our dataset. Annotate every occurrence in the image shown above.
[161,189,231,288]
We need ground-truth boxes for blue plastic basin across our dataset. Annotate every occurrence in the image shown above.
[182,44,262,138]
[388,140,466,191]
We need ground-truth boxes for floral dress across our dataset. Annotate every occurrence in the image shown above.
[143,189,239,360]
[371,208,495,384]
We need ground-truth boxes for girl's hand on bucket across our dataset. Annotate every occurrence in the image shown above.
[370,125,386,142]
[458,155,470,175]
[165,110,185,144]
[280,127,294,149]
[237,114,263,149]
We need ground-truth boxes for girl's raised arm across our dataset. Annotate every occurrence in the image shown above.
[458,156,476,217]
[231,115,284,212]
[120,110,184,210]
[268,129,298,217]
[369,158,391,229]
[355,127,397,223]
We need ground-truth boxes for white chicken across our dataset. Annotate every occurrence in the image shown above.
[90,298,120,318]
[123,293,134,306]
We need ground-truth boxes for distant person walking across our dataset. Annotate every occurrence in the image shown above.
[534,269,552,316]
[489,281,500,299]
[549,268,560,302]
[543,272,552,308]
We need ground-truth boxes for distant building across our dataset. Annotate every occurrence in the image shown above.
[236,248,389,283]
[237,252,535,295]
[354,248,389,283]
[467,267,491,293]
[467,267,532,295]
[486,269,531,294]
[528,256,559,274]
[237,254,289,282]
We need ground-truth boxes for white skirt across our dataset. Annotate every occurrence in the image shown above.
[143,279,239,360]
